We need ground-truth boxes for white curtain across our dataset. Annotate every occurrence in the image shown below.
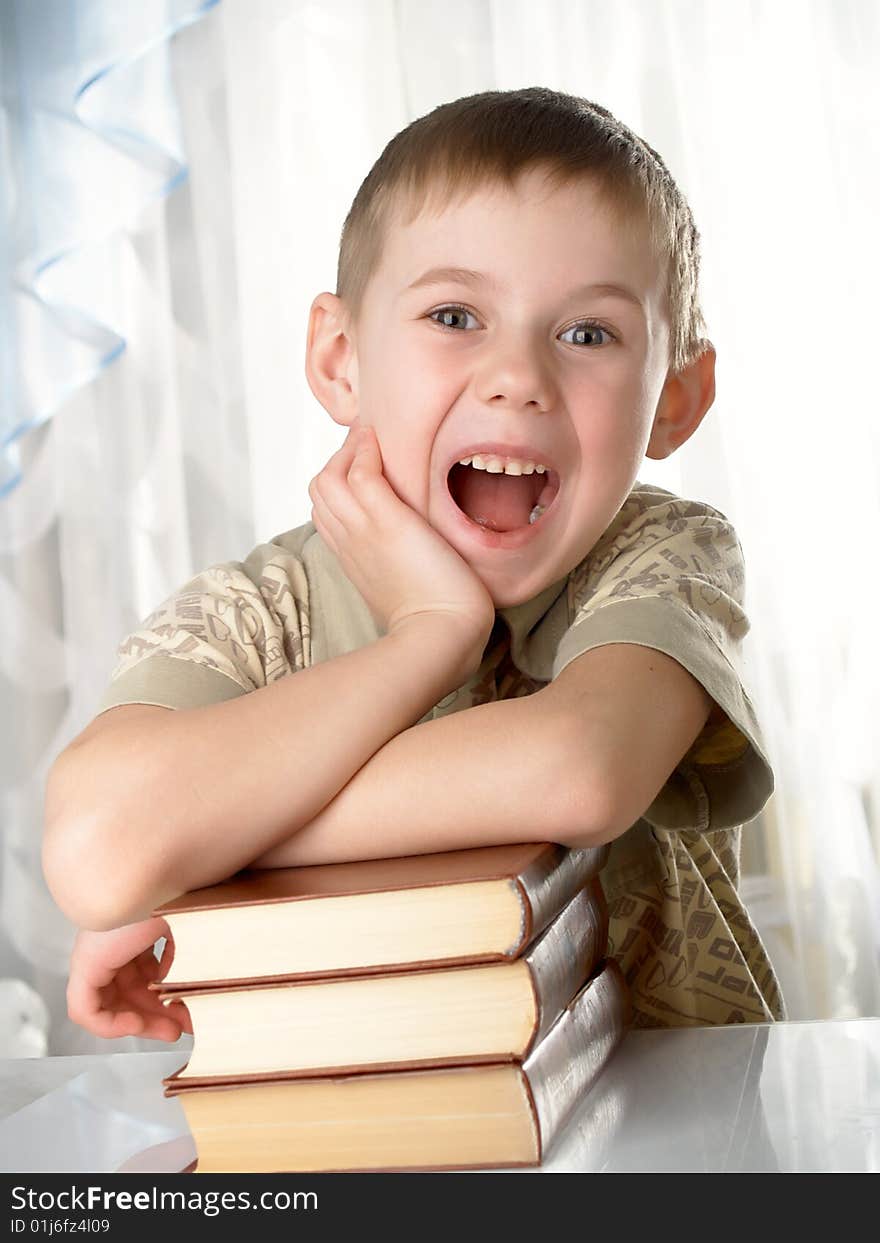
[0,0,252,1056]
[2,0,877,1057]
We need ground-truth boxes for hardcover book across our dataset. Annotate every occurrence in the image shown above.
[152,841,610,989]
[166,959,631,1173]
[160,879,609,1085]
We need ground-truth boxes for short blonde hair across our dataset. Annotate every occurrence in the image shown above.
[336,86,710,376]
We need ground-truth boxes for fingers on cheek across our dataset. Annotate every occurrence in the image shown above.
[308,482,332,526]
[346,462,370,493]
[311,470,359,528]
[345,461,384,516]
[308,478,328,527]
[309,475,347,524]
[308,498,341,556]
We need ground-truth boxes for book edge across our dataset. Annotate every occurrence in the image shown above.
[154,842,558,916]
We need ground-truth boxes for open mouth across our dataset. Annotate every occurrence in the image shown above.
[446,461,561,533]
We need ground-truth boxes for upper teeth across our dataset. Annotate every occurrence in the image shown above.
[458,454,548,475]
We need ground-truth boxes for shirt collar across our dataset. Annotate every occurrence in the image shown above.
[495,573,570,682]
[303,521,570,682]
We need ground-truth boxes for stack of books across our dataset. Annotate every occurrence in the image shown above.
[152,842,631,1173]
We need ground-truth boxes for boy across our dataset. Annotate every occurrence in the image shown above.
[42,87,785,1040]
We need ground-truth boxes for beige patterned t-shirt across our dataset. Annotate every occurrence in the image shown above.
[97,481,785,1029]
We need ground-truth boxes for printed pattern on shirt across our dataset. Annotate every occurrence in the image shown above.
[110,556,312,693]
[431,619,786,1029]
[429,487,785,1029]
[554,489,784,1024]
[567,489,753,769]
[606,829,784,1026]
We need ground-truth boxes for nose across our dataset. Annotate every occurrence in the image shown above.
[473,334,556,413]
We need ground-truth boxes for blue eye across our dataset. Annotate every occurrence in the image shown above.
[428,305,479,331]
[560,321,615,348]
[427,304,615,347]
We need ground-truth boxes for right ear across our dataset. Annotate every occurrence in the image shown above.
[304,292,360,429]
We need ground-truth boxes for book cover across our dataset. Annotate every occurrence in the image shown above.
[152,841,610,989]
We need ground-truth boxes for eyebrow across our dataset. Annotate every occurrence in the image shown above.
[403,265,644,310]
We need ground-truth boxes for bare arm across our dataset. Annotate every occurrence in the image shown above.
[42,617,481,931]
[43,420,504,932]
[248,687,600,870]
[249,643,716,872]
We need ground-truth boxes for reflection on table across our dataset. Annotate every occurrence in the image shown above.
[0,1018,877,1173]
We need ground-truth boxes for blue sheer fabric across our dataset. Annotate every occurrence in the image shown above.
[0,0,219,498]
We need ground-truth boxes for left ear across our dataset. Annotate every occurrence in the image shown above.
[646,343,717,460]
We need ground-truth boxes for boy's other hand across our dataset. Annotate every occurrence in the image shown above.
[67,917,192,1043]
[309,423,495,651]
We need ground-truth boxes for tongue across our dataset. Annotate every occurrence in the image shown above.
[455,469,537,532]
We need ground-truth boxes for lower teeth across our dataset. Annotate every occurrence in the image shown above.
[471,505,546,529]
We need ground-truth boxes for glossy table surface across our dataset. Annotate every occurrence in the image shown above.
[0,1018,878,1173]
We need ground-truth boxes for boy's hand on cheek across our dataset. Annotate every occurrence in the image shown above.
[309,424,495,652]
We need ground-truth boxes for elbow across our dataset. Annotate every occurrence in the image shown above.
[42,817,149,931]
[558,792,626,850]
[554,822,619,853]
[562,825,619,852]
[549,741,625,852]
[558,798,630,853]
[42,763,160,931]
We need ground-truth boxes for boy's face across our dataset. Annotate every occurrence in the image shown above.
[319,168,694,608]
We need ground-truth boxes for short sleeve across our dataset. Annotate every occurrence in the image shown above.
[551,486,774,832]
[95,546,312,715]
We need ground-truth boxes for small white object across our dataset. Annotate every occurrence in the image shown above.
[0,978,49,1058]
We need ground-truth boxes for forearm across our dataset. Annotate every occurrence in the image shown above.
[44,618,480,929]
[250,691,595,869]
